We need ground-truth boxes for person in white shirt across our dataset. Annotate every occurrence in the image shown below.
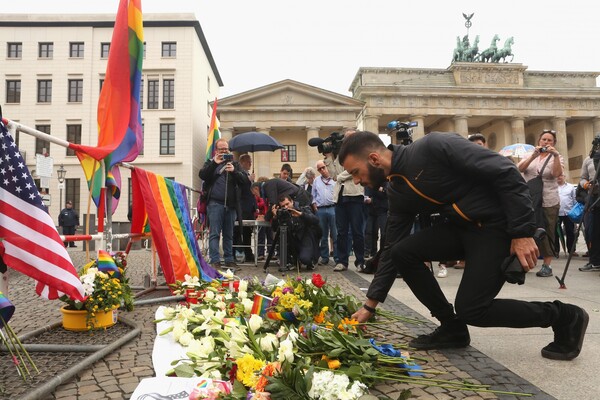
[557,174,577,256]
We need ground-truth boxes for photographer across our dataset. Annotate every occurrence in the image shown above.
[340,131,587,362]
[579,143,600,272]
[199,138,245,270]
[267,194,320,270]
[517,130,564,277]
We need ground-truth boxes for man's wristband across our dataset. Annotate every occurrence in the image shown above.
[362,304,376,313]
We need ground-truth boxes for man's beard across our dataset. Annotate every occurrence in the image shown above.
[367,163,387,189]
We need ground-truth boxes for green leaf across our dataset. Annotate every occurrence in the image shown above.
[172,363,195,378]
[231,380,248,398]
[345,364,363,380]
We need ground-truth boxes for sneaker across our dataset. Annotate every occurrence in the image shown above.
[542,303,589,361]
[333,263,348,272]
[454,261,465,269]
[437,264,448,278]
[355,263,366,272]
[409,319,470,350]
[536,264,553,277]
[578,263,600,272]
[306,264,315,271]
[224,261,238,270]
[317,258,330,266]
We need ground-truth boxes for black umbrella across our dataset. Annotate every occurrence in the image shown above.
[228,131,285,153]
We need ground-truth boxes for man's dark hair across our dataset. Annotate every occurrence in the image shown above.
[468,133,486,144]
[277,194,293,204]
[338,131,385,165]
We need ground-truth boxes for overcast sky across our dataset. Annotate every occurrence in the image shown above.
[7,0,600,98]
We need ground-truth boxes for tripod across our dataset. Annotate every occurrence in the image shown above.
[262,224,298,273]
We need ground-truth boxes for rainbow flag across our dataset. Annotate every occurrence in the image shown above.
[71,0,144,213]
[250,293,272,316]
[131,168,220,284]
[205,98,220,161]
[265,311,298,322]
[97,249,121,279]
[0,291,15,329]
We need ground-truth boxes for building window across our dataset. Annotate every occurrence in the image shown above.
[65,178,81,212]
[68,79,83,103]
[163,79,174,109]
[99,79,104,92]
[139,79,143,109]
[69,42,84,58]
[6,80,21,103]
[147,79,159,109]
[66,125,82,156]
[282,145,297,162]
[161,42,176,57]
[35,125,51,155]
[160,123,175,155]
[100,42,110,58]
[37,80,52,103]
[38,42,53,58]
[7,42,22,58]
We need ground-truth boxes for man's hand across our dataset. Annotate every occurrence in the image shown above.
[289,208,302,217]
[351,307,373,323]
[510,237,539,272]
[224,162,234,173]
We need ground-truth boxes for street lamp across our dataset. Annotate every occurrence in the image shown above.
[57,164,67,208]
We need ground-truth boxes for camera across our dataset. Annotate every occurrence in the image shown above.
[276,208,292,225]
[222,153,234,162]
[308,131,345,156]
[539,146,549,153]
[387,120,418,145]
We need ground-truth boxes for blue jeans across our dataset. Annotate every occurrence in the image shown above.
[316,206,337,262]
[207,202,236,264]
[335,197,366,267]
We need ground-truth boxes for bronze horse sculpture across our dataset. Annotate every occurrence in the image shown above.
[477,34,500,62]
[492,37,514,63]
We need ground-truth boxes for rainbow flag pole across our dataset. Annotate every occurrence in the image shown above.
[205,98,220,161]
[250,293,272,317]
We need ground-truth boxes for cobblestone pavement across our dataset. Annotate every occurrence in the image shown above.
[1,249,554,400]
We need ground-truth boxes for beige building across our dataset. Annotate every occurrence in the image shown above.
[0,13,222,222]
[350,63,600,178]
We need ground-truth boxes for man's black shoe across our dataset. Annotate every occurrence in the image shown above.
[409,320,470,350]
[542,304,589,361]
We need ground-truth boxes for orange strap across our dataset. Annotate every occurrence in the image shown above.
[387,174,475,224]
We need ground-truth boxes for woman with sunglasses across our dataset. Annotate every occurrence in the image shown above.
[517,130,564,277]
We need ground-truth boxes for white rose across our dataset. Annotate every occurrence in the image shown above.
[287,328,299,343]
[241,298,254,314]
[277,338,294,363]
[224,293,233,300]
[259,333,279,352]
[238,291,248,300]
[215,301,226,310]
[179,331,194,346]
[204,290,215,300]
[248,314,263,333]
[238,279,248,292]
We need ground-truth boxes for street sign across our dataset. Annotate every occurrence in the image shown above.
[36,154,54,178]
[57,182,65,190]
[40,176,50,189]
[41,194,51,207]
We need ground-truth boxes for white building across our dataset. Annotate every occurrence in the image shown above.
[0,13,222,223]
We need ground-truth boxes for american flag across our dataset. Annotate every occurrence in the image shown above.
[0,121,85,301]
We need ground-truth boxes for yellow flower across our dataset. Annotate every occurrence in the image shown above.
[321,355,341,370]
[337,317,359,334]
[236,353,265,388]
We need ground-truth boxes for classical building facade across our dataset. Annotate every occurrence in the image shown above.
[0,13,222,222]
[351,63,600,178]
[218,80,364,179]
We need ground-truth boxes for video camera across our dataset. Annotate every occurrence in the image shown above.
[276,207,293,226]
[308,131,345,156]
[387,120,418,145]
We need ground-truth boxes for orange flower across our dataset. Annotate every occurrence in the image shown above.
[321,355,341,370]
[337,317,359,334]
[256,362,281,392]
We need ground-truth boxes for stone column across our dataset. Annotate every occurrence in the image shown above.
[220,127,233,141]
[255,127,272,179]
[453,116,469,137]
[363,114,380,134]
[510,117,525,144]
[410,115,425,141]
[553,117,569,172]
[306,126,321,169]
[593,117,600,135]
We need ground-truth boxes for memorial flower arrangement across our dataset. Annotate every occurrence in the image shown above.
[60,251,134,314]
[155,273,427,399]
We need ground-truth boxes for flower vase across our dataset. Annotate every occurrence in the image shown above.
[60,305,118,331]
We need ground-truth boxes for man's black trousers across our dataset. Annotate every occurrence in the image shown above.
[391,222,561,328]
